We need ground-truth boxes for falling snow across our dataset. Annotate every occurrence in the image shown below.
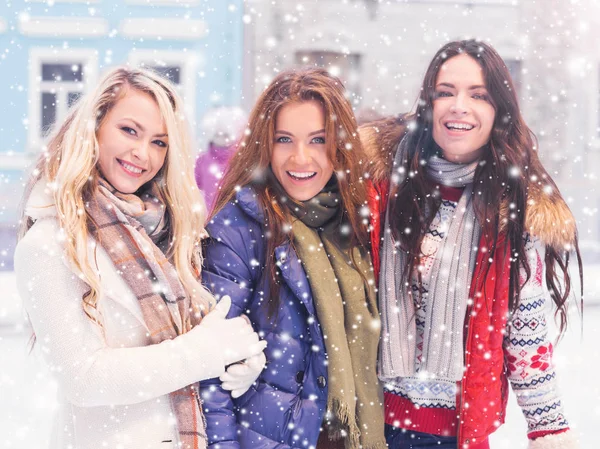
[0,0,599,447]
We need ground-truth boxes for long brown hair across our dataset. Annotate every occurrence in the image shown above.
[388,40,581,335]
[212,67,370,316]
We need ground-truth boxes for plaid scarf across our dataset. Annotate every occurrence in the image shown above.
[378,140,480,382]
[289,178,386,449]
[87,179,207,449]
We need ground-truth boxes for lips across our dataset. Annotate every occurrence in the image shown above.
[445,121,475,131]
[287,170,317,181]
[117,158,145,176]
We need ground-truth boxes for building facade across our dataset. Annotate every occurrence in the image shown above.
[243,0,600,259]
[0,0,245,270]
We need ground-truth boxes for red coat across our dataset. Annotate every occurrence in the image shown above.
[361,115,577,448]
[367,179,510,448]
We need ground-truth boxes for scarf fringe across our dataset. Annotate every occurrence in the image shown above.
[325,398,388,449]
[326,397,361,448]
[292,205,385,449]
[361,442,389,449]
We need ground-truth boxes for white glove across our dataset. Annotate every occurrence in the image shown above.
[528,430,579,449]
[220,351,267,398]
[197,296,266,366]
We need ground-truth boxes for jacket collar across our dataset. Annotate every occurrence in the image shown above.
[25,179,58,220]
[236,186,265,222]
[234,186,317,318]
[274,241,316,318]
[25,179,148,328]
[359,115,577,250]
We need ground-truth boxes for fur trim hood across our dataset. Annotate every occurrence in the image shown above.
[359,115,577,250]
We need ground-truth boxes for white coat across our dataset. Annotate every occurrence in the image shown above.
[14,182,227,449]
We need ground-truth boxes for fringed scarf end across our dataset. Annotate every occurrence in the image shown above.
[326,398,361,448]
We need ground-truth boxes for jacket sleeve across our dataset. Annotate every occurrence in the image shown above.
[504,236,577,447]
[14,220,228,408]
[199,210,262,448]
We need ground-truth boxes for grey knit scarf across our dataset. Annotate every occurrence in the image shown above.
[378,141,481,382]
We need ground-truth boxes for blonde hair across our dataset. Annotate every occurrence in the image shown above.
[20,67,214,322]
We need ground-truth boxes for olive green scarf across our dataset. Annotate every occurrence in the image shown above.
[289,178,385,449]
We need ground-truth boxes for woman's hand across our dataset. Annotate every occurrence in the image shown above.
[196,296,266,366]
[220,351,267,398]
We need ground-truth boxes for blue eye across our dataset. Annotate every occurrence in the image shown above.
[153,140,167,148]
[311,136,326,144]
[276,136,292,143]
[473,93,489,101]
[121,126,137,136]
[435,91,452,99]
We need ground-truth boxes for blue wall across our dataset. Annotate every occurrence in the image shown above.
[0,0,244,154]
[0,0,245,269]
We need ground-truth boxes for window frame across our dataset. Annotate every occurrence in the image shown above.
[124,0,200,5]
[398,0,517,4]
[128,49,198,125]
[27,47,98,154]
[27,0,100,3]
[294,49,362,105]
[504,57,523,97]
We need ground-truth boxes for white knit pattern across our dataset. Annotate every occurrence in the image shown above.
[384,198,460,410]
[528,429,579,449]
[506,236,570,437]
[383,199,571,438]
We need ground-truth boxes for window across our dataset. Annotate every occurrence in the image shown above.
[295,50,362,105]
[592,62,600,136]
[598,64,600,138]
[39,63,84,136]
[150,66,181,85]
[504,58,522,96]
[28,0,100,3]
[28,48,97,152]
[129,50,198,127]
[401,0,517,4]
[124,0,200,5]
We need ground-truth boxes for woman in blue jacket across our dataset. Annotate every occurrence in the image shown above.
[199,67,386,449]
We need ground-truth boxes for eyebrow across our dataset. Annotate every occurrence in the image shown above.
[275,129,325,137]
[436,82,487,90]
[123,117,168,138]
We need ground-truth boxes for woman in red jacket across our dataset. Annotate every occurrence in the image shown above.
[361,40,582,449]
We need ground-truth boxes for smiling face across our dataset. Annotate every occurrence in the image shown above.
[270,100,334,201]
[96,88,168,194]
[432,53,496,163]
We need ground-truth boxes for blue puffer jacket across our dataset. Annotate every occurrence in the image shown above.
[199,187,328,449]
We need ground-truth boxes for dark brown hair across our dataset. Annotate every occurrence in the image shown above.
[389,39,581,335]
[212,67,370,317]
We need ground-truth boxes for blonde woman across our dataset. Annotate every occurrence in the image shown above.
[14,67,266,449]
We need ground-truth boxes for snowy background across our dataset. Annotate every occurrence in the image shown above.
[1,272,599,448]
[1,0,600,448]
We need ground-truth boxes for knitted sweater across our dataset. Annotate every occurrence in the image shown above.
[383,187,569,440]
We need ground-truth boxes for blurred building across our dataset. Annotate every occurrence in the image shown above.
[243,0,600,260]
[1,0,598,265]
[0,0,245,270]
